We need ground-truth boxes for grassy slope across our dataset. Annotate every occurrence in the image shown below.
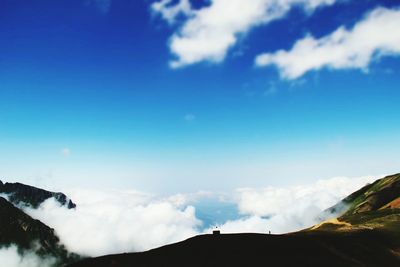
[314,174,400,233]
[342,173,400,215]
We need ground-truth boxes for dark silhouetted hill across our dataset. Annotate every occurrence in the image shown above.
[0,196,79,265]
[0,180,76,209]
[67,231,400,267]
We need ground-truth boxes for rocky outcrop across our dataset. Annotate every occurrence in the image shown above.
[0,180,76,209]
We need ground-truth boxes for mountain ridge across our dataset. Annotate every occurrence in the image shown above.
[314,173,400,233]
[1,174,400,266]
[327,173,400,216]
[0,196,79,266]
[0,180,76,209]
[67,231,400,267]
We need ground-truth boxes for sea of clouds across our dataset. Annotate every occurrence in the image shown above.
[15,174,378,259]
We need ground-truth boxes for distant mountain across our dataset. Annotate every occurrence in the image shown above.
[0,180,76,209]
[0,196,79,266]
[67,173,400,267]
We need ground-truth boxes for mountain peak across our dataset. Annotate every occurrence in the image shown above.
[0,180,76,209]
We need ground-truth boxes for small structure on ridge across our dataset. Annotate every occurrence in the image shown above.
[213,226,220,235]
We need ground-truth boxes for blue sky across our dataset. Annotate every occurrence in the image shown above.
[1,0,400,193]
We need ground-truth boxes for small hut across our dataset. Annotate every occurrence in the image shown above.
[212,226,220,235]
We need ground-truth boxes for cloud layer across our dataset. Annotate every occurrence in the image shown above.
[22,175,377,257]
[152,0,193,24]
[226,175,376,234]
[0,245,55,267]
[255,7,400,79]
[152,0,336,68]
[24,189,200,257]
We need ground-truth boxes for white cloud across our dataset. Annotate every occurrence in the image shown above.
[24,189,200,257]
[255,7,400,79]
[210,216,269,233]
[151,0,193,24]
[61,148,71,157]
[0,245,55,267]
[225,175,376,233]
[152,0,336,68]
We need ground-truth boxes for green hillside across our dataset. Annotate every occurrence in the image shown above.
[312,173,400,235]
[343,173,400,215]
